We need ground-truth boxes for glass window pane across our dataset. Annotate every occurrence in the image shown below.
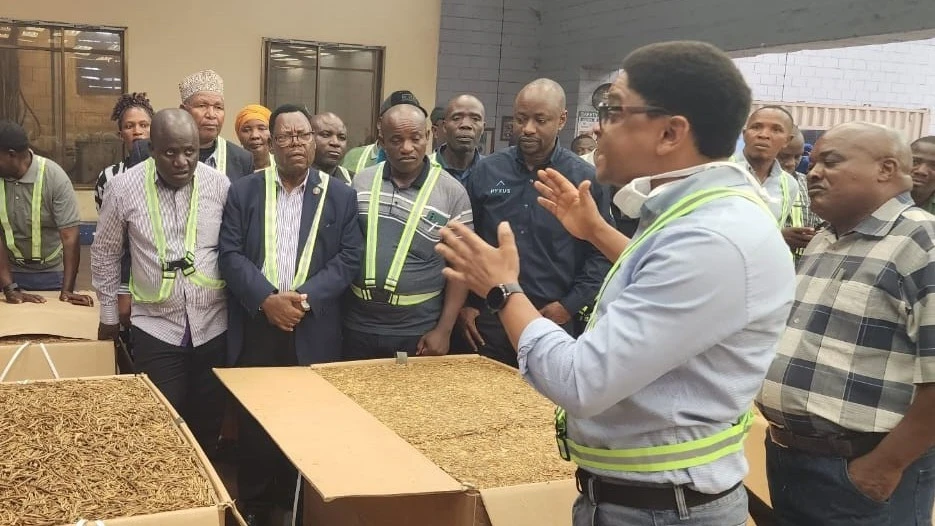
[0,48,59,163]
[65,52,124,187]
[319,69,376,147]
[10,26,53,48]
[319,48,374,70]
[64,30,121,53]
[265,44,317,114]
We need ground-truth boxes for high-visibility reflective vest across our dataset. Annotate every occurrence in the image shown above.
[557,187,773,473]
[730,154,795,228]
[350,161,443,306]
[261,167,331,290]
[355,144,376,174]
[336,166,352,185]
[129,159,226,303]
[0,156,63,265]
[215,137,227,174]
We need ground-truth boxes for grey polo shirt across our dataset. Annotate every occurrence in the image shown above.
[346,158,473,336]
[1,154,80,273]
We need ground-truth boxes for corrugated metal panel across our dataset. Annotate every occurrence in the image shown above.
[752,101,931,140]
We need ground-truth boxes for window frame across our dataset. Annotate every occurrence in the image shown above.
[0,18,127,189]
[261,38,384,146]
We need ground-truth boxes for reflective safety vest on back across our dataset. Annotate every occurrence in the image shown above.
[0,156,63,265]
[350,160,444,306]
[261,167,331,290]
[556,187,774,473]
[355,144,376,174]
[129,159,226,303]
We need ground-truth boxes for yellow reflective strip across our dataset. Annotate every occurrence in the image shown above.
[262,167,280,287]
[180,165,225,290]
[338,166,352,184]
[356,144,374,174]
[0,179,23,260]
[778,172,793,227]
[389,290,442,306]
[31,157,46,260]
[364,163,383,288]
[586,189,771,331]
[216,137,227,174]
[385,163,442,291]
[291,173,331,289]
[569,442,746,473]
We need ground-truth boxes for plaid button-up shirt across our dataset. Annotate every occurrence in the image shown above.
[757,193,935,436]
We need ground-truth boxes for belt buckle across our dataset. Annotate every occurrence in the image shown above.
[368,288,391,304]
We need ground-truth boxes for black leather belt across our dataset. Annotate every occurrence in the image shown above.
[574,468,740,510]
[768,426,886,459]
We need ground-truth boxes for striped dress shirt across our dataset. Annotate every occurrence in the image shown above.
[91,162,230,346]
[272,170,312,292]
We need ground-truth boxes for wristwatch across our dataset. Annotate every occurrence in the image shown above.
[485,283,523,313]
[1,282,19,295]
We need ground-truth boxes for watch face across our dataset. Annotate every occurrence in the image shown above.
[486,285,506,310]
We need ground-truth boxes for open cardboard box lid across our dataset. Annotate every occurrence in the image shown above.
[0,340,116,382]
[216,358,578,525]
[0,290,99,340]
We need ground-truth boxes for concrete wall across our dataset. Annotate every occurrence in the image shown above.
[438,0,935,147]
[5,0,441,219]
[734,38,935,134]
[435,0,541,150]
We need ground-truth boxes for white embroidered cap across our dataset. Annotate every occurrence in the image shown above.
[179,69,224,102]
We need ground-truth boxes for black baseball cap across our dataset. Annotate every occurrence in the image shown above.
[379,90,427,117]
[0,120,29,152]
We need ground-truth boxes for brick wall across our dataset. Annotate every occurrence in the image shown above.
[734,38,935,134]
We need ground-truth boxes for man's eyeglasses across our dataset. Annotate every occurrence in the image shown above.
[273,132,314,147]
[597,102,670,125]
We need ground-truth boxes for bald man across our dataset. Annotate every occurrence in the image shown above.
[92,108,231,454]
[430,94,486,183]
[757,122,935,525]
[311,112,352,183]
[462,78,612,364]
[345,103,472,360]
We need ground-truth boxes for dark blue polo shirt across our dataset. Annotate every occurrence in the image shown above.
[432,145,483,184]
[466,143,613,313]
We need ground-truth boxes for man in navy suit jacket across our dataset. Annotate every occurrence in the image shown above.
[218,104,361,524]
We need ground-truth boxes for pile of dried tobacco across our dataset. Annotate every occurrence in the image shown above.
[0,335,82,345]
[315,357,576,488]
[0,376,218,526]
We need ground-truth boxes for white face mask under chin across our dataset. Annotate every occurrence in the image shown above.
[612,162,764,219]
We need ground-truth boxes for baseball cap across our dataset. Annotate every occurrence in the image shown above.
[379,90,427,117]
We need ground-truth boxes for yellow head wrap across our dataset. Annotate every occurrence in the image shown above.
[234,104,271,133]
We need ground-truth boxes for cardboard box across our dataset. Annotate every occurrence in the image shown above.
[216,356,578,526]
[0,290,99,340]
[0,375,243,526]
[743,410,771,506]
[0,340,116,382]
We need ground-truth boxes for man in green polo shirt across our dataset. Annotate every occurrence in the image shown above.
[0,121,91,305]
[910,136,935,213]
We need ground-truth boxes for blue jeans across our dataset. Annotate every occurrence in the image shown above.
[766,436,935,525]
[12,270,63,291]
[572,484,748,526]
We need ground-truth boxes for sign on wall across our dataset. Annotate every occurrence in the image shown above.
[575,110,599,137]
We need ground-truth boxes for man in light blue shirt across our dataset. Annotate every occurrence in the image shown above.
[437,41,795,525]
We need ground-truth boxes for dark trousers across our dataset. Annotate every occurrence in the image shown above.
[236,315,300,517]
[12,270,63,291]
[766,436,935,525]
[131,327,226,455]
[475,299,575,368]
[342,327,422,361]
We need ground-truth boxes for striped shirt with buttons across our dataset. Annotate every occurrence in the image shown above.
[91,161,230,346]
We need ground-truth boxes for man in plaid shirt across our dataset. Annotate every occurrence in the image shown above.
[757,122,935,525]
